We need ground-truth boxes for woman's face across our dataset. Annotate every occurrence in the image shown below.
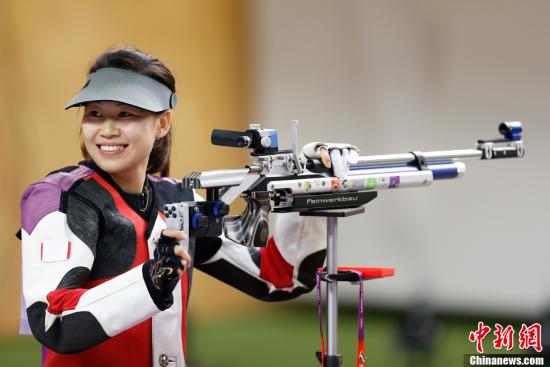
[81,101,168,179]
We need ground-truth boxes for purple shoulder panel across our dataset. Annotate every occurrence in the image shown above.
[20,165,95,234]
[42,165,95,191]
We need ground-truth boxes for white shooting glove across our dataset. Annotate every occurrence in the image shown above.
[300,142,360,178]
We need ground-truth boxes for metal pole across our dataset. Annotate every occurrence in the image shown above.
[327,216,338,359]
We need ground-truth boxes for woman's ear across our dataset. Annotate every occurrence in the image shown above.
[156,110,173,139]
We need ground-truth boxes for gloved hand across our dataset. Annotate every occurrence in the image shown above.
[301,142,360,177]
[143,229,191,310]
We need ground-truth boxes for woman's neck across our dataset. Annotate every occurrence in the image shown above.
[109,168,147,193]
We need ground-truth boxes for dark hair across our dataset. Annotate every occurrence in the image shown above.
[80,46,175,177]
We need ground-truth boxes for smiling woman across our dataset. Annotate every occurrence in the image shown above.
[75,48,177,180]
[18,46,328,367]
[80,101,171,193]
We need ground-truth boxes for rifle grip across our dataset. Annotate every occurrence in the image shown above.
[223,193,271,247]
[163,203,191,253]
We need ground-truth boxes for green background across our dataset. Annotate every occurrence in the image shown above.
[1,306,532,367]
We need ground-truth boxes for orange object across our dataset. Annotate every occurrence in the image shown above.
[336,267,395,280]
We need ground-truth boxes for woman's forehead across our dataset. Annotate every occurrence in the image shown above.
[85,101,144,111]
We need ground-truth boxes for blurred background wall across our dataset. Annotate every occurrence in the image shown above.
[0,0,257,337]
[248,0,550,317]
[1,0,549,365]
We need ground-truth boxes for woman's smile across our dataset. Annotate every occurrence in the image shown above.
[97,144,129,155]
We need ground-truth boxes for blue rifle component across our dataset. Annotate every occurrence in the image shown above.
[499,121,522,141]
[213,200,228,218]
[349,162,461,180]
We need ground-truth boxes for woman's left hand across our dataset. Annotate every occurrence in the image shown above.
[302,142,360,177]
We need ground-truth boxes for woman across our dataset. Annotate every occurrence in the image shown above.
[20,46,343,367]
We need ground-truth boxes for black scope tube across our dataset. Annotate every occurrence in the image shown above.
[211,129,252,148]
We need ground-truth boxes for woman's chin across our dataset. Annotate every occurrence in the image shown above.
[92,157,128,175]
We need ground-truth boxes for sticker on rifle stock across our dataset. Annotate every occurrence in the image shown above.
[330,178,340,192]
[341,179,351,190]
[378,177,389,188]
[365,177,377,190]
[389,176,400,188]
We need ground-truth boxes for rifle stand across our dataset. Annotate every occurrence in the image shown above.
[301,204,394,367]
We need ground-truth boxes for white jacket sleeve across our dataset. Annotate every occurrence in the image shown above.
[194,187,326,301]
[21,182,160,354]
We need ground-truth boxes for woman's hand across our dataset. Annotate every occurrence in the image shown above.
[318,147,333,169]
[144,229,191,297]
[159,229,192,276]
[302,142,360,177]
[143,228,193,309]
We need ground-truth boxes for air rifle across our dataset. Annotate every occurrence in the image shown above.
[164,121,524,250]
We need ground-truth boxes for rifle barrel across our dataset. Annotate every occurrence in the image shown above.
[353,149,482,167]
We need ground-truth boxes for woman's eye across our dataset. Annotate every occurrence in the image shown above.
[87,111,102,118]
[119,111,135,118]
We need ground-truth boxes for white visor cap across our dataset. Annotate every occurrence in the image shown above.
[65,68,177,112]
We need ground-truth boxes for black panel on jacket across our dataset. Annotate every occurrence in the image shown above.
[80,161,157,221]
[56,267,91,290]
[66,195,100,256]
[47,166,80,176]
[149,178,193,204]
[27,302,109,354]
[75,179,137,280]
[194,237,223,265]
[297,249,327,289]
[196,258,311,302]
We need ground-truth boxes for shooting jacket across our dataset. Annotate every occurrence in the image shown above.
[20,161,327,367]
